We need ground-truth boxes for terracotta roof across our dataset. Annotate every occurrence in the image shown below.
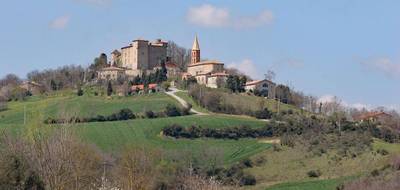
[354,111,392,121]
[187,60,224,67]
[155,62,178,68]
[245,79,274,86]
[131,83,158,91]
[165,62,178,68]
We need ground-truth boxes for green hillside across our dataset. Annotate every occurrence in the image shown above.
[0,93,179,126]
[0,92,271,164]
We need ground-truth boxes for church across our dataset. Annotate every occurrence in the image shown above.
[183,35,228,88]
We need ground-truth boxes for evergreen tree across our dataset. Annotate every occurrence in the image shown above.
[107,81,113,96]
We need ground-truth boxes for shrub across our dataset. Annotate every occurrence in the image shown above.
[77,87,84,96]
[240,174,256,186]
[254,108,272,119]
[377,148,389,156]
[145,110,156,118]
[392,156,400,170]
[165,104,181,117]
[307,170,321,178]
[240,159,253,168]
[370,169,380,177]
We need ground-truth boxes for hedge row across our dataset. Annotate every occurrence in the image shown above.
[45,104,190,124]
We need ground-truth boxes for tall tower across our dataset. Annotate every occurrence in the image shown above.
[191,35,200,64]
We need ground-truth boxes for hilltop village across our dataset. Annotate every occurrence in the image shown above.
[0,35,399,190]
[97,36,276,98]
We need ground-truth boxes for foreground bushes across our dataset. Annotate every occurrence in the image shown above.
[163,124,279,140]
[0,129,231,190]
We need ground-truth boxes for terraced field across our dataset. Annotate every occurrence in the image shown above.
[0,93,271,164]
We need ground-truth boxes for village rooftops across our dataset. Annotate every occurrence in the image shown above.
[155,62,178,68]
[353,111,392,121]
[187,60,224,67]
[245,79,274,86]
[131,83,158,91]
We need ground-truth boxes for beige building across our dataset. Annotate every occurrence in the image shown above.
[121,39,167,72]
[98,38,171,80]
[97,66,126,80]
[245,79,276,99]
[184,35,228,88]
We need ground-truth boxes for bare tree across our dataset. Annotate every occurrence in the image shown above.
[28,128,103,190]
[264,70,276,81]
[167,41,191,71]
[112,147,160,190]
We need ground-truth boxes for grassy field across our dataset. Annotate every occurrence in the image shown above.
[0,93,180,126]
[221,93,299,113]
[175,91,210,113]
[75,115,269,164]
[244,139,400,190]
[0,93,271,165]
[265,177,352,190]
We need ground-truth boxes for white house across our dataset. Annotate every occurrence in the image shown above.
[244,79,276,99]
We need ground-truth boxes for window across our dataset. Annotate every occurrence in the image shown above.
[262,83,268,88]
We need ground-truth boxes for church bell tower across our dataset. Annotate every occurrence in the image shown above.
[191,35,200,64]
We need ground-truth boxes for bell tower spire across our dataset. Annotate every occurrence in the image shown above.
[191,35,200,64]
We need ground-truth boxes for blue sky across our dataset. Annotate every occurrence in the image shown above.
[0,0,399,110]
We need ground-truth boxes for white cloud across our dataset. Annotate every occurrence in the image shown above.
[227,59,262,79]
[187,4,229,27]
[234,10,274,29]
[187,4,274,29]
[361,57,400,78]
[49,15,70,30]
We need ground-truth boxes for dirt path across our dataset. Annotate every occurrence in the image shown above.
[165,88,208,115]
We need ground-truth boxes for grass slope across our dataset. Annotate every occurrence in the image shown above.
[265,177,351,190]
[245,140,400,190]
[0,93,271,164]
[0,93,179,126]
[76,115,269,164]
[175,91,210,113]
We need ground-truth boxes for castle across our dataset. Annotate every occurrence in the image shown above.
[98,35,228,88]
[98,39,179,80]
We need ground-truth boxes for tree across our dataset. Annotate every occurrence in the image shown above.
[0,96,7,111]
[226,75,246,93]
[161,81,171,91]
[77,86,84,96]
[107,81,113,96]
[167,41,191,71]
[265,70,276,81]
[275,85,291,104]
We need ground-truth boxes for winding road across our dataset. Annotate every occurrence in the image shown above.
[164,88,208,115]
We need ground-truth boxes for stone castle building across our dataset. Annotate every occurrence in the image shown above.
[184,35,228,88]
[98,39,180,80]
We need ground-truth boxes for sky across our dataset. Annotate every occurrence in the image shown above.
[0,0,399,110]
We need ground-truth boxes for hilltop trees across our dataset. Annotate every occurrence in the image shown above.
[27,65,85,92]
[167,41,191,71]
[226,75,247,93]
